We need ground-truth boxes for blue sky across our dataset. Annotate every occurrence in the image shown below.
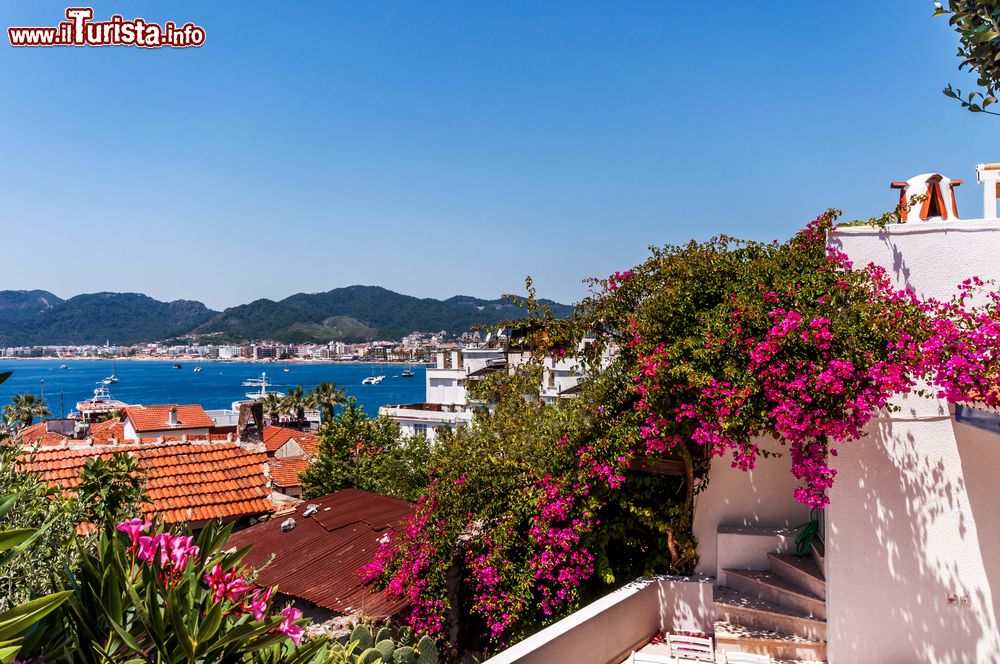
[1,1,997,310]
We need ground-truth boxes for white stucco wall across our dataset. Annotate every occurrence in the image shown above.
[483,576,714,664]
[825,217,1000,663]
[692,436,810,577]
[827,396,1000,663]
[829,218,1000,303]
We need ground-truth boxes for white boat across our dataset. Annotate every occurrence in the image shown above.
[362,374,385,385]
[75,384,129,421]
[103,361,119,384]
[243,372,283,400]
[193,366,202,373]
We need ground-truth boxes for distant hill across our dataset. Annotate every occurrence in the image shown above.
[0,290,64,321]
[195,285,574,342]
[0,292,216,346]
[0,286,573,345]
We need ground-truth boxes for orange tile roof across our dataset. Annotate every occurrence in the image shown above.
[263,426,320,456]
[88,418,126,443]
[14,422,68,447]
[123,404,214,432]
[268,456,308,489]
[19,441,273,525]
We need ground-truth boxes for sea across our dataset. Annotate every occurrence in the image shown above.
[0,360,426,418]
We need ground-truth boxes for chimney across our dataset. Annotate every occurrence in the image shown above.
[168,407,178,427]
[890,173,962,222]
[977,163,1000,219]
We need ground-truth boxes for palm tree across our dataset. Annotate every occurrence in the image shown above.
[261,392,285,423]
[281,386,308,425]
[3,392,50,432]
[307,381,347,424]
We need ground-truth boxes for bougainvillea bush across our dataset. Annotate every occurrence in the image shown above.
[362,209,1000,656]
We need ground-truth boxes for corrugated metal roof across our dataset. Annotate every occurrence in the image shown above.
[228,488,415,619]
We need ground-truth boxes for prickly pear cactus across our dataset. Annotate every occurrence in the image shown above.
[392,646,416,664]
[358,647,383,664]
[375,638,396,663]
[351,624,375,652]
[375,626,392,643]
[415,634,439,664]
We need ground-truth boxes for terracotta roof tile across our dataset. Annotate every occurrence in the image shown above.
[18,441,273,525]
[123,404,214,433]
[268,456,308,488]
[262,426,320,456]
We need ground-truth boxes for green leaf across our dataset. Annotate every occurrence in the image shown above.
[0,590,71,642]
[0,529,35,555]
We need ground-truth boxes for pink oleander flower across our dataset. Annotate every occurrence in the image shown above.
[278,606,304,644]
[245,588,273,621]
[166,535,200,572]
[136,534,158,562]
[203,564,252,604]
[116,518,152,544]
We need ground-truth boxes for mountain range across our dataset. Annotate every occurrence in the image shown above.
[0,287,573,345]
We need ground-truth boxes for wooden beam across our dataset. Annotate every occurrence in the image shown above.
[632,457,686,476]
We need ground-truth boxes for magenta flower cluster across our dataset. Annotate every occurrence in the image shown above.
[631,215,1000,509]
[527,474,595,617]
[360,489,448,638]
[115,519,304,645]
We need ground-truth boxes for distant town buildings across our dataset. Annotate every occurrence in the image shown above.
[0,330,459,363]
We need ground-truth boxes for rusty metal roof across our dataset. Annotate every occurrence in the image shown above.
[228,488,415,619]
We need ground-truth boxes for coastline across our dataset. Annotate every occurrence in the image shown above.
[0,357,430,366]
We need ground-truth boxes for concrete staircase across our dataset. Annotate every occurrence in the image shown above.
[715,551,827,662]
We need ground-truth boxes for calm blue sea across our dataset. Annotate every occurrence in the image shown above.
[0,360,426,418]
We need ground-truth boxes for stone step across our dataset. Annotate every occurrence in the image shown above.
[810,540,825,580]
[714,586,826,642]
[767,553,826,601]
[724,569,826,620]
[715,620,826,662]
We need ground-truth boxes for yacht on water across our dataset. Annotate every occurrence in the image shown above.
[75,383,129,421]
[242,372,283,400]
[401,366,415,378]
[362,365,386,385]
[103,361,119,384]
[193,366,202,373]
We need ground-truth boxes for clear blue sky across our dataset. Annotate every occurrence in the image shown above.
[2,1,997,310]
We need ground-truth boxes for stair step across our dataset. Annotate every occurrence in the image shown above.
[715,620,826,662]
[767,553,826,601]
[810,540,825,580]
[724,569,825,620]
[714,586,826,642]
